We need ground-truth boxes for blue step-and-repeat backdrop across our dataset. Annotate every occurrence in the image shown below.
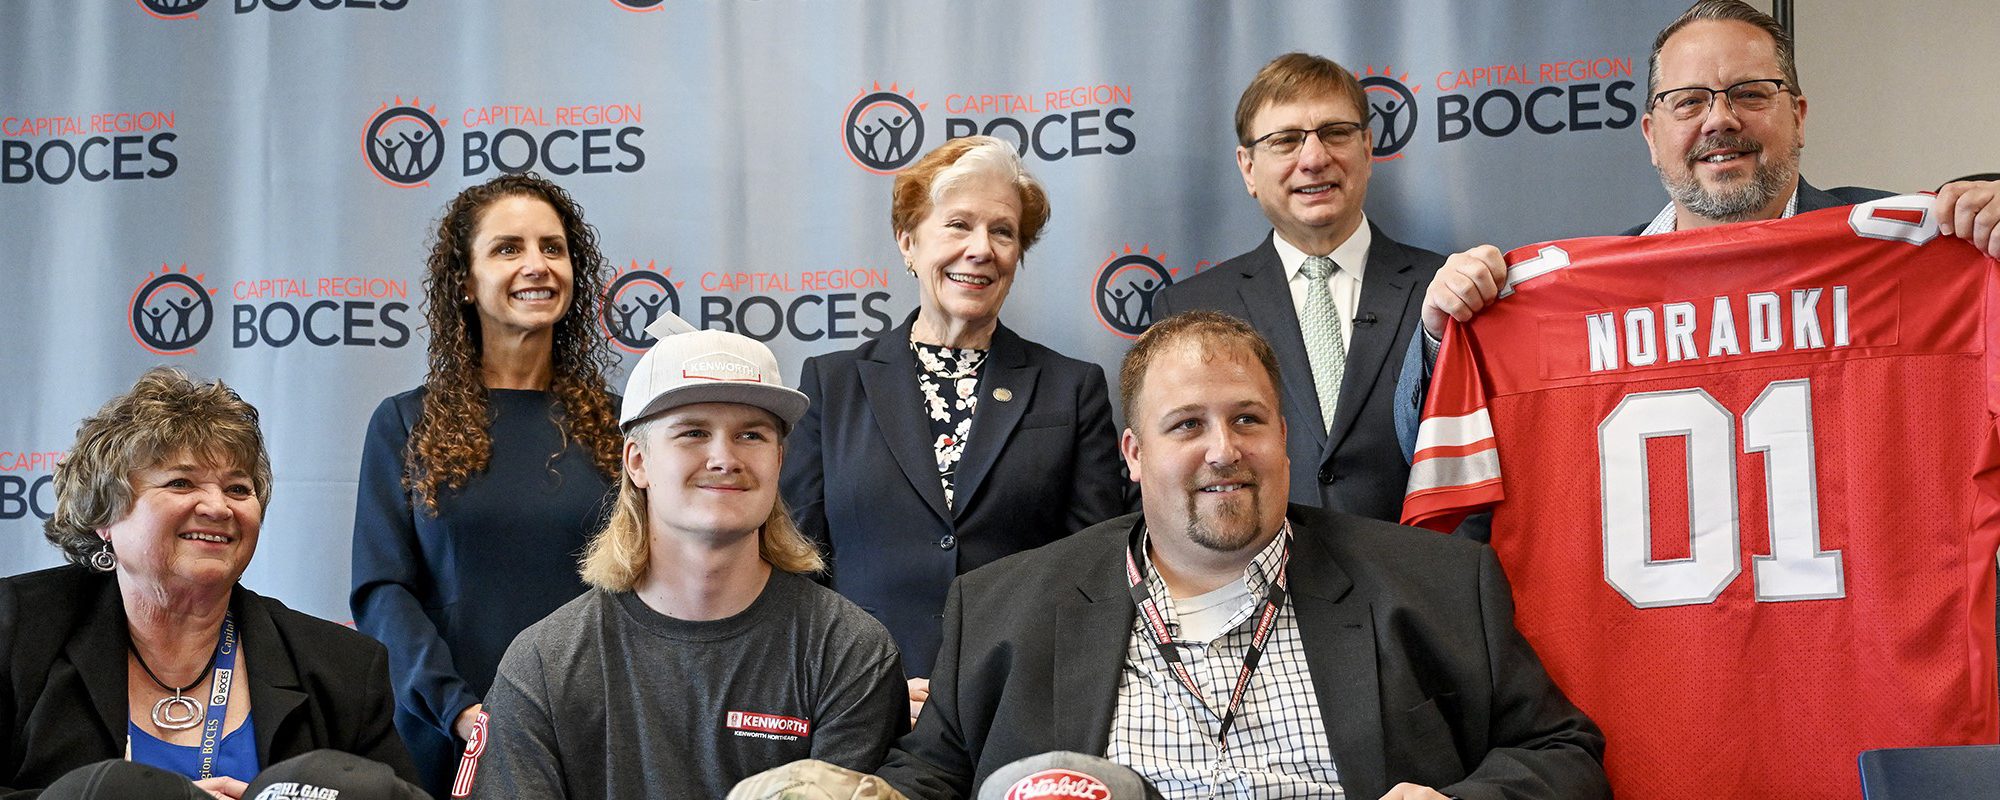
[2,0,1685,619]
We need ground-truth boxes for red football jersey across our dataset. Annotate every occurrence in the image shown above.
[1404,195,2000,800]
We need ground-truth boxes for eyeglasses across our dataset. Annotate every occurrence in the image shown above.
[1650,79,1794,121]
[1245,121,1367,156]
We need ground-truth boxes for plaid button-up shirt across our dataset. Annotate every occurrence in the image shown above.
[1105,523,1342,799]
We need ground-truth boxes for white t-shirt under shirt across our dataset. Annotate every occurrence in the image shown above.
[1171,577,1253,645]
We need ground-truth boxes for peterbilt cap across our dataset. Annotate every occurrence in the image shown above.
[976,752,1165,800]
[618,312,809,431]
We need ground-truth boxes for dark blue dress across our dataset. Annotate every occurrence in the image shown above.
[348,387,614,796]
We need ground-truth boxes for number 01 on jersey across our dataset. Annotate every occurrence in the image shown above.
[1600,378,1842,608]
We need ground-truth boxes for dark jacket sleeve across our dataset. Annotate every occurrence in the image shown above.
[1393,326,1429,465]
[348,395,479,738]
[0,570,122,799]
[350,638,422,782]
[874,582,976,800]
[1437,547,1610,800]
[0,577,31,800]
[1065,364,1132,529]
[782,356,833,579]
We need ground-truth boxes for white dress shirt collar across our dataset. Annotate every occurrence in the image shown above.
[1273,216,1373,280]
[1641,186,1801,236]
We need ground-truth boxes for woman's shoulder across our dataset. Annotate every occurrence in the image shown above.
[802,338,879,371]
[998,327,1105,377]
[1,565,105,610]
[240,589,388,657]
[365,386,428,422]
[381,385,428,411]
[359,386,428,439]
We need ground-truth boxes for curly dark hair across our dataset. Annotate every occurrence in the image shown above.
[407,173,622,513]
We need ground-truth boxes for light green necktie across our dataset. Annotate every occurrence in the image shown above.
[1299,255,1346,432]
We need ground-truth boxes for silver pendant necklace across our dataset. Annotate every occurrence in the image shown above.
[130,643,213,731]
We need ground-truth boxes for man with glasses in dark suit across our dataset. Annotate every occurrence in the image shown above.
[1153,52,1446,526]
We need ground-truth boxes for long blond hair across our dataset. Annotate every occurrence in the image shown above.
[579,429,823,591]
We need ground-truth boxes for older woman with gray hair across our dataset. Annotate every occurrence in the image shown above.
[781,136,1127,715]
[0,367,413,798]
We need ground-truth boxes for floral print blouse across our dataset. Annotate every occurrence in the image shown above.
[913,341,988,510]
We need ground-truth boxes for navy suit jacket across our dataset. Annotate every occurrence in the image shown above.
[781,318,1128,677]
[1152,225,1443,522]
[874,505,1609,800]
[1391,178,1893,463]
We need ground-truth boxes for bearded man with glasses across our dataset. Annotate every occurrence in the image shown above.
[1152,52,1447,527]
[1405,0,1998,374]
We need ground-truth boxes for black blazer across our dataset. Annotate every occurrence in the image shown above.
[0,567,416,797]
[1153,225,1443,522]
[781,317,1128,677]
[875,504,1608,800]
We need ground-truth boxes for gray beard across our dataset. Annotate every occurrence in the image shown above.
[1662,145,1800,224]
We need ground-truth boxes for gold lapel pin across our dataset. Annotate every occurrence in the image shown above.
[993,388,1014,402]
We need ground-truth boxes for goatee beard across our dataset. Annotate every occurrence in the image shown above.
[1661,135,1799,224]
[1181,469,1264,553]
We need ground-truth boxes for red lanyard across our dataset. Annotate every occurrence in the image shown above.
[1124,520,1291,745]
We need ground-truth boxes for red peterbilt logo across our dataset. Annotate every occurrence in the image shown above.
[1004,769,1110,800]
[725,710,811,736]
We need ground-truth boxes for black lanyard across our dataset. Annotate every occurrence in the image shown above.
[1124,519,1291,745]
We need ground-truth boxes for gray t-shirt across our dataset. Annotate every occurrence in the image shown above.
[469,569,906,799]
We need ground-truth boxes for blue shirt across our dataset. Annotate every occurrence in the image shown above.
[127,717,258,782]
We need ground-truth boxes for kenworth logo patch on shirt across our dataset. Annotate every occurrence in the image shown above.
[725,710,811,740]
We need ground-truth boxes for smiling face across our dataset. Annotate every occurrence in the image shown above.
[98,456,263,595]
[627,402,784,548]
[1121,342,1289,557]
[1236,91,1373,255]
[898,173,1023,335]
[1642,19,1806,226]
[463,195,575,340]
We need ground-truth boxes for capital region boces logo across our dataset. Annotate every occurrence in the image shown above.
[129,264,219,355]
[600,261,687,353]
[363,97,448,187]
[139,0,409,19]
[1358,66,1421,162]
[136,0,209,19]
[843,83,927,174]
[1092,245,1181,339]
[841,79,1138,174]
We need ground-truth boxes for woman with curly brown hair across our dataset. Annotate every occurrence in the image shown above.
[348,173,622,796]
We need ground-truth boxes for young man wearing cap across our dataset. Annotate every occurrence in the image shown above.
[465,315,907,800]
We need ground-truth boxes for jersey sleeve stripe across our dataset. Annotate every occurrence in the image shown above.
[1401,476,1503,531]
[1406,447,1501,495]
[1412,440,1496,462]
[1412,408,1495,451]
